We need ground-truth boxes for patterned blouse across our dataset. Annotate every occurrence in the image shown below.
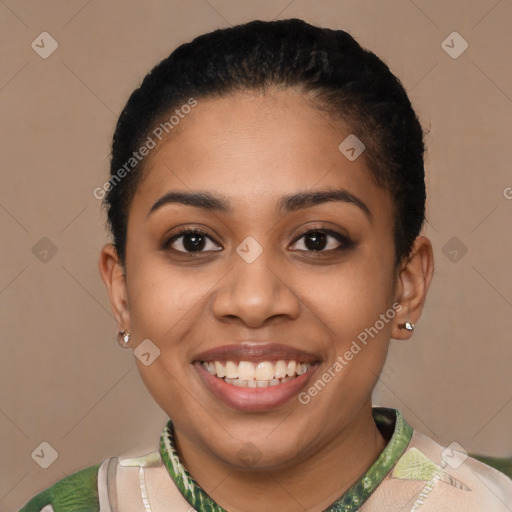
[18,407,512,511]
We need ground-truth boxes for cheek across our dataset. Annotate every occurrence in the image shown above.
[125,253,219,344]
[125,259,214,414]
[307,259,395,337]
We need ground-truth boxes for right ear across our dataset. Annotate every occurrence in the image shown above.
[98,243,131,331]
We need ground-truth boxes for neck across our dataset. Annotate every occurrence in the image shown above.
[172,401,388,512]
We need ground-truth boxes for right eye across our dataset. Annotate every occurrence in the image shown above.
[163,228,223,254]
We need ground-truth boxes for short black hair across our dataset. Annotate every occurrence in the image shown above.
[104,18,426,267]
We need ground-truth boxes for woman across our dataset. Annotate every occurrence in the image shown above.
[19,17,512,512]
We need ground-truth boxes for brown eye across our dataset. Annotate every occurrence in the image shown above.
[290,229,353,253]
[164,229,222,254]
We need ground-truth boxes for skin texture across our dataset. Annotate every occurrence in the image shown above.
[99,87,434,512]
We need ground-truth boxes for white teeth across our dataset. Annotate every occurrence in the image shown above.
[286,361,296,377]
[238,361,255,380]
[215,361,226,378]
[201,359,312,386]
[255,361,274,380]
[225,361,238,379]
[274,360,287,379]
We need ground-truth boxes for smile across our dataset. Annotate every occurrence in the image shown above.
[193,342,321,411]
[200,360,311,388]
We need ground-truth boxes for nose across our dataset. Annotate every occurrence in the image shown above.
[211,249,301,328]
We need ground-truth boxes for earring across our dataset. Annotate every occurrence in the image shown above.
[117,330,131,348]
[400,322,415,332]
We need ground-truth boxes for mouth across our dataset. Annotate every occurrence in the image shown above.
[200,359,312,387]
[192,343,321,412]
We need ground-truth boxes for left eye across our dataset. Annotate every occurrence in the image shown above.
[290,230,349,252]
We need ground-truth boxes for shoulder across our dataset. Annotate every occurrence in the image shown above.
[19,450,193,512]
[364,428,512,511]
[18,460,105,512]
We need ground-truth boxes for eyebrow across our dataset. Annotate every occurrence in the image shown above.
[148,188,372,221]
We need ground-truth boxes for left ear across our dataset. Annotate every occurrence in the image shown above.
[391,236,435,340]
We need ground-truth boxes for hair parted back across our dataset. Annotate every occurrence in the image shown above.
[105,18,426,267]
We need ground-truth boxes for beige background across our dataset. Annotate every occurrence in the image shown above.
[1,0,511,509]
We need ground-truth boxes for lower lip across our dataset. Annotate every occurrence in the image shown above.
[194,362,318,412]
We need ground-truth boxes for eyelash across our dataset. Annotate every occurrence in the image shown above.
[162,226,354,256]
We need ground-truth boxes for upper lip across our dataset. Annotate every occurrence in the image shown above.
[193,342,320,364]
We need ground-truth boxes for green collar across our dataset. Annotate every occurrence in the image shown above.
[159,407,413,512]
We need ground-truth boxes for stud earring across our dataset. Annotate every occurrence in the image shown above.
[117,330,131,348]
[400,322,414,332]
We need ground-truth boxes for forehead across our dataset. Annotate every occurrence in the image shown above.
[132,89,393,223]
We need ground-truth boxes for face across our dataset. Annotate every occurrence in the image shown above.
[103,88,417,471]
